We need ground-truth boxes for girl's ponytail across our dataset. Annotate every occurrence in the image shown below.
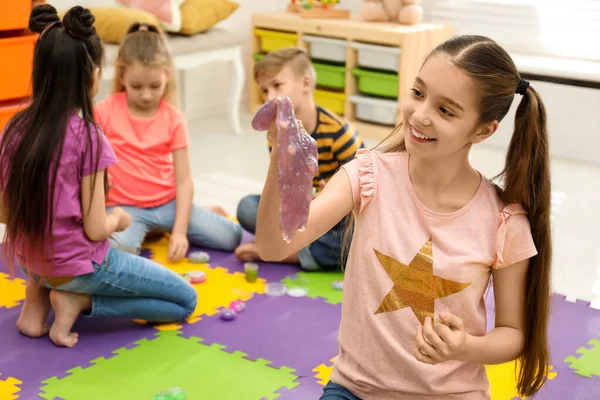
[498,83,552,396]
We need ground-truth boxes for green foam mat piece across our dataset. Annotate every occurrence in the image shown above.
[282,271,344,305]
[564,336,600,378]
[39,331,298,400]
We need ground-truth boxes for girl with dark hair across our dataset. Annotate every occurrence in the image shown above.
[0,5,197,348]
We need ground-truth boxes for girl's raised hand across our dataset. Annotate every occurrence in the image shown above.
[414,313,470,364]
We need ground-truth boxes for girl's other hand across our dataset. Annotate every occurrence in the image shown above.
[169,233,189,261]
[414,313,470,364]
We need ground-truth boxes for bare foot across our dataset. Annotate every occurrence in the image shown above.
[234,242,263,262]
[205,205,229,217]
[16,281,51,338]
[49,290,92,348]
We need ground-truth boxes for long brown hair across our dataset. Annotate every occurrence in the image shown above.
[0,5,104,275]
[113,22,177,106]
[347,35,552,396]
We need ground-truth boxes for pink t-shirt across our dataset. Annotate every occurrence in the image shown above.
[94,92,190,208]
[332,149,537,399]
[1,114,117,276]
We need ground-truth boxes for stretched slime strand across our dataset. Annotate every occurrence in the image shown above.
[251,96,318,243]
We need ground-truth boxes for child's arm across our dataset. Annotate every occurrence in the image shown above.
[170,147,193,260]
[81,170,130,241]
[256,123,355,261]
[463,258,529,363]
[0,191,6,224]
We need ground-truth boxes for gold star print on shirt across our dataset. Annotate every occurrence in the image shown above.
[373,238,470,325]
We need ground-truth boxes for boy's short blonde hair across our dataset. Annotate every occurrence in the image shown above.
[254,47,316,89]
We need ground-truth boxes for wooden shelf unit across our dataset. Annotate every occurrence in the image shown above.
[249,12,453,140]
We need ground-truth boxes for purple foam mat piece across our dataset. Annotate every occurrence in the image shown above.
[535,365,600,399]
[486,287,600,364]
[0,306,157,399]
[179,293,341,377]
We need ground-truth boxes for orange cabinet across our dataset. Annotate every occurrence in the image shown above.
[0,2,30,32]
[0,99,28,133]
[0,32,37,102]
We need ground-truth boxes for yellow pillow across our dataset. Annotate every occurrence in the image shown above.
[58,7,163,44]
[179,0,240,36]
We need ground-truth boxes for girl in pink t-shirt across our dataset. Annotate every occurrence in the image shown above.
[255,36,552,399]
[0,6,196,348]
[95,23,242,261]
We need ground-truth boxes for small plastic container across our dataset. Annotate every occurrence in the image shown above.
[304,35,347,63]
[352,68,399,99]
[351,42,401,72]
[350,95,398,126]
[244,262,259,283]
[314,89,345,115]
[313,62,346,89]
[254,29,298,53]
[266,282,287,297]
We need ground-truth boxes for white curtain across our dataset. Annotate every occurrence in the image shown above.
[428,0,600,62]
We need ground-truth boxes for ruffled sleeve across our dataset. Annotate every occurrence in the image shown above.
[493,203,538,268]
[341,148,376,213]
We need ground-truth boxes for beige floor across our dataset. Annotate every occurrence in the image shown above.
[2,112,599,303]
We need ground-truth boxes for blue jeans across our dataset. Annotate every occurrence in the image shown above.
[320,381,362,400]
[22,248,197,322]
[107,200,242,254]
[237,194,347,271]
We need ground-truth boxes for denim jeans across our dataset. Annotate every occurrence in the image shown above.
[320,381,362,400]
[236,194,347,271]
[107,200,242,255]
[23,247,197,322]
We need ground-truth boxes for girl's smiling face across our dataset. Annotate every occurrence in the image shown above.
[401,55,498,159]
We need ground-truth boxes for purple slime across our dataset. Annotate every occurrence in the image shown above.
[252,96,318,243]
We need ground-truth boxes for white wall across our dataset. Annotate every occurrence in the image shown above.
[49,0,364,118]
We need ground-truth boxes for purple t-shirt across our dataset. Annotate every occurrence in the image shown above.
[7,114,117,276]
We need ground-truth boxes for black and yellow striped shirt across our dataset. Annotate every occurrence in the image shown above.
[269,106,365,190]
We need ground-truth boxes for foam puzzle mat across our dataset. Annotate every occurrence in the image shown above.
[1,232,599,399]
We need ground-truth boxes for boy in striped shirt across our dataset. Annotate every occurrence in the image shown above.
[235,47,365,270]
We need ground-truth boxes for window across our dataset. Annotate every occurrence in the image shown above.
[429,0,600,63]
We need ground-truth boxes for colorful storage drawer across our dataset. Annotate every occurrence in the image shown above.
[0,32,37,102]
[314,90,345,115]
[304,35,346,63]
[254,29,297,53]
[0,1,31,32]
[350,95,398,126]
[351,68,399,99]
[0,99,28,133]
[314,62,346,89]
[351,42,401,72]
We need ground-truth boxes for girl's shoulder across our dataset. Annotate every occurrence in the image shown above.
[158,99,186,123]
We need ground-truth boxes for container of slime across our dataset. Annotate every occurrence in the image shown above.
[187,271,206,284]
[219,308,237,321]
[244,262,259,283]
[229,300,246,313]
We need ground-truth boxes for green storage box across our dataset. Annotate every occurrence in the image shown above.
[314,62,346,89]
[351,68,398,99]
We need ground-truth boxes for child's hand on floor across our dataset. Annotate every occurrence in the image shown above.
[169,233,189,261]
[414,313,469,365]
